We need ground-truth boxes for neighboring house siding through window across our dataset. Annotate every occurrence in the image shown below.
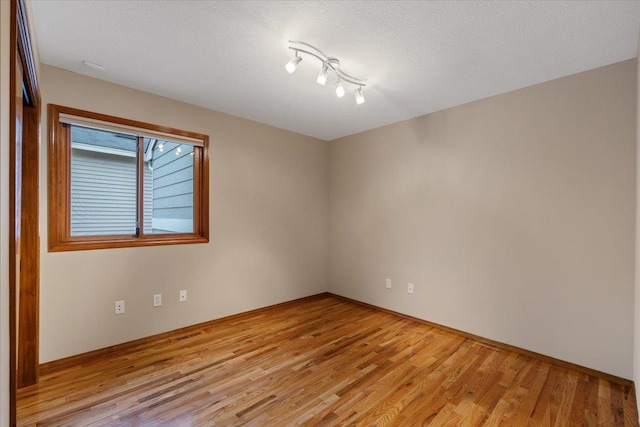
[150,141,194,233]
[70,127,152,236]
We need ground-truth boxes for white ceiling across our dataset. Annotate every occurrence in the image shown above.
[29,1,640,141]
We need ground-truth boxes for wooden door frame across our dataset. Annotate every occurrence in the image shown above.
[9,0,40,424]
[17,103,39,389]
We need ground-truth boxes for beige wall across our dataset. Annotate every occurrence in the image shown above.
[329,60,636,379]
[39,65,329,363]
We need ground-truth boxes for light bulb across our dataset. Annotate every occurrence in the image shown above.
[355,87,365,105]
[176,147,182,156]
[158,143,164,152]
[335,80,345,98]
[317,63,328,85]
[285,55,302,74]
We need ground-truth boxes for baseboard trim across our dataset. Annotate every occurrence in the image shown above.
[328,292,633,388]
[39,293,330,376]
[41,291,633,388]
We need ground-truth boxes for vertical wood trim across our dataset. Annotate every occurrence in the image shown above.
[193,146,201,234]
[48,109,69,250]
[17,105,39,388]
[200,136,210,239]
[14,0,38,107]
[10,0,40,424]
[8,0,19,420]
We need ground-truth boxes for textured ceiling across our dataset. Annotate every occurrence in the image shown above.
[29,1,640,141]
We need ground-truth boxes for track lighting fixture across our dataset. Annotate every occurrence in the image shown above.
[285,40,367,105]
[285,54,302,74]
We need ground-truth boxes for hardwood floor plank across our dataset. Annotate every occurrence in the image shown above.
[17,295,639,426]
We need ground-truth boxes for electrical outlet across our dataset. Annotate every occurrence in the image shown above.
[153,294,162,307]
[385,279,392,289]
[115,300,125,315]
[407,283,414,294]
[179,290,187,302]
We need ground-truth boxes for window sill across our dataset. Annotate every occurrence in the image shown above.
[48,235,209,252]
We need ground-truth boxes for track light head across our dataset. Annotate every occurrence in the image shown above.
[317,63,329,85]
[335,80,345,98]
[355,87,365,105]
[285,55,302,74]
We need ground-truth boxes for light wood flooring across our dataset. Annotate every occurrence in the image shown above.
[17,294,639,426]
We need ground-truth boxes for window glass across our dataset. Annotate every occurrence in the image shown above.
[144,138,194,234]
[70,126,137,236]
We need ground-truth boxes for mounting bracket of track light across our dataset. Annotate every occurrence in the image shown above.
[285,40,367,105]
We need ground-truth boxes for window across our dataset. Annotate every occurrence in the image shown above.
[48,104,209,251]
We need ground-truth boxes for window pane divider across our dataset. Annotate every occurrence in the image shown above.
[136,135,144,237]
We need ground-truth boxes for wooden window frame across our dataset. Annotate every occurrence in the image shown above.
[48,104,209,251]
